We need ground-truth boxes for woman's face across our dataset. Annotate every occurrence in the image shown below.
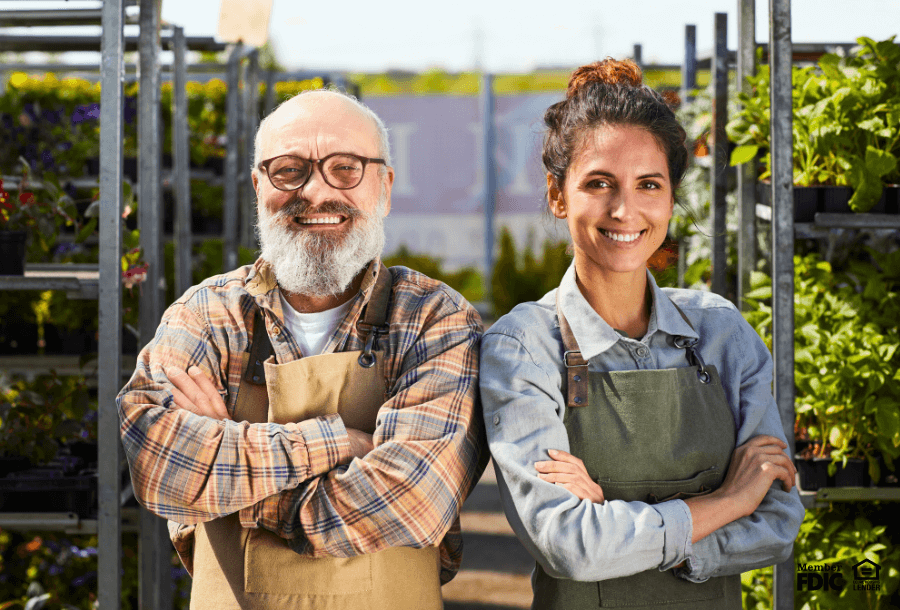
[548,124,674,280]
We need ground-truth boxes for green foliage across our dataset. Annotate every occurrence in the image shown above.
[0,373,94,465]
[382,245,483,304]
[490,229,570,318]
[0,531,191,610]
[742,252,900,479]
[728,37,900,211]
[742,504,900,610]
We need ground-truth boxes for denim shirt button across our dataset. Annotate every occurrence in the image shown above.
[493,415,501,425]
[636,346,650,358]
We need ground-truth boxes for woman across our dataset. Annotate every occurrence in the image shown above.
[480,59,804,610]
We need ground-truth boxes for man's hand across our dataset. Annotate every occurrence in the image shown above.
[347,428,374,459]
[165,366,230,420]
[535,449,605,504]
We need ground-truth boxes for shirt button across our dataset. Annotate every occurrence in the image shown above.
[493,415,500,425]
[636,346,650,358]
[271,326,281,336]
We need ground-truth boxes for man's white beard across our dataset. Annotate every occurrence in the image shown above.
[256,191,386,297]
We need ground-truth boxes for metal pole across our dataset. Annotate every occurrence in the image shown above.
[632,43,643,68]
[263,68,277,116]
[241,49,260,252]
[737,0,758,310]
[223,44,243,271]
[98,0,124,608]
[710,13,728,298]
[173,26,192,296]
[770,0,796,608]
[138,1,172,607]
[681,25,697,105]
[678,24,697,289]
[480,73,496,304]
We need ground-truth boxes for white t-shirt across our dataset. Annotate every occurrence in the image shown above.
[278,292,354,357]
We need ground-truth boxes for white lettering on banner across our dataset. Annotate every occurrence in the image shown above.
[466,121,485,198]
[389,123,418,197]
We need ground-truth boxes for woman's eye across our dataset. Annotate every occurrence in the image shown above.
[586,179,610,189]
[640,181,661,190]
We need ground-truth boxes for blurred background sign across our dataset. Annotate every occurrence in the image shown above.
[216,0,273,47]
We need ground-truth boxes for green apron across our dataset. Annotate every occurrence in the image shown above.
[532,297,741,610]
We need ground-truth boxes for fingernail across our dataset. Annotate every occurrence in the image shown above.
[188,366,199,375]
[548,449,558,456]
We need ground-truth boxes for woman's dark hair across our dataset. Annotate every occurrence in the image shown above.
[543,58,689,194]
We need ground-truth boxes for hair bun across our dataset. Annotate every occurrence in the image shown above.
[566,58,643,98]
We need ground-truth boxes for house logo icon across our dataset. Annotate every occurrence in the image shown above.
[852,559,882,591]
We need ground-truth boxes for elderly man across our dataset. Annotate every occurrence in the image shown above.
[117,89,486,609]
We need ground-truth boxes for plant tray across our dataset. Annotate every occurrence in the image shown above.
[0,470,97,518]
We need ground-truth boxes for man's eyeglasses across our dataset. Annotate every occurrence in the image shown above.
[257,153,386,192]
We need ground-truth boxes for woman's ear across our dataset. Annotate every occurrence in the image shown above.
[547,174,566,219]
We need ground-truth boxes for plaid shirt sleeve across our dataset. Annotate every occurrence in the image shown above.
[238,270,487,584]
[117,271,353,524]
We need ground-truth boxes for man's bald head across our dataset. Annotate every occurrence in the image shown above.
[252,89,391,171]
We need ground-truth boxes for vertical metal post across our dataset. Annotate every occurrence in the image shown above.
[770,1,796,608]
[480,72,496,303]
[632,43,643,68]
[138,1,172,607]
[737,0,758,310]
[710,13,729,298]
[681,25,697,105]
[98,1,124,608]
[173,26,192,296]
[223,44,243,271]
[241,49,260,252]
[678,25,697,289]
[264,69,277,116]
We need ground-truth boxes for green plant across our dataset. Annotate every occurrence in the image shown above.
[742,252,900,480]
[728,37,900,212]
[383,245,483,304]
[0,372,95,465]
[490,229,570,318]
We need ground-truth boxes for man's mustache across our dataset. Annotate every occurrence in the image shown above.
[276,199,364,220]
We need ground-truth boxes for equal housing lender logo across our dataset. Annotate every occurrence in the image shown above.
[797,559,882,592]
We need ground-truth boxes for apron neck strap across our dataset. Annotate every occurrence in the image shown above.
[555,291,589,409]
[356,262,393,368]
[667,301,712,384]
[244,308,275,386]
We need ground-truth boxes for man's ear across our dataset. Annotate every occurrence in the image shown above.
[252,171,259,195]
[381,167,394,217]
[547,174,566,219]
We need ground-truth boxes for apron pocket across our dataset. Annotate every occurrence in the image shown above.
[599,466,724,504]
[244,528,373,595]
[597,568,725,607]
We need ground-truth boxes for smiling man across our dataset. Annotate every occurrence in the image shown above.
[117,89,486,610]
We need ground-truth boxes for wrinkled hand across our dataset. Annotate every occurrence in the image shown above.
[347,428,374,459]
[535,449,605,504]
[718,435,796,518]
[165,366,230,420]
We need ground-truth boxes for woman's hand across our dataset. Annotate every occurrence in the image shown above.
[165,366,231,420]
[717,435,797,517]
[535,449,605,503]
[686,434,797,543]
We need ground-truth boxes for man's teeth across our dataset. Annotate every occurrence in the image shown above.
[298,216,342,225]
[601,229,641,243]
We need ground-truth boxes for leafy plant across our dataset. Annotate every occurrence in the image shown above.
[383,245,483,304]
[742,252,900,480]
[490,229,570,318]
[728,37,900,212]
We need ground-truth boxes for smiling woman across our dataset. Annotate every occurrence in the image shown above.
[479,58,804,610]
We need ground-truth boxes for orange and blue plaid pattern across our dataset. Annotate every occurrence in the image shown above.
[117,259,487,583]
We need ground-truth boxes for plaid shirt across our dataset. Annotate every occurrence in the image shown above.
[118,259,487,583]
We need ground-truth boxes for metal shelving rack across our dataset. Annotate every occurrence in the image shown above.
[0,3,220,607]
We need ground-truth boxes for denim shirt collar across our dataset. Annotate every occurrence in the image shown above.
[557,263,699,361]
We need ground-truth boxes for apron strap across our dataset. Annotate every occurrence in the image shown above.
[668,301,712,384]
[356,262,393,368]
[555,291,589,409]
[243,308,275,386]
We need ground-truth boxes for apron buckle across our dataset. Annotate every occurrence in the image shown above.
[673,336,711,384]
[357,322,388,369]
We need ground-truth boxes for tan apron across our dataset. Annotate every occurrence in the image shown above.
[531,298,741,610]
[189,265,442,610]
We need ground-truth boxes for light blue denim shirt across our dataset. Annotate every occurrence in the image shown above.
[480,263,804,583]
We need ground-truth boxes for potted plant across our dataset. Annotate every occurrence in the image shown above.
[728,36,900,216]
[743,252,900,489]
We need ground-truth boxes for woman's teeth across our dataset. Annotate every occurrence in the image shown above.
[298,216,342,225]
[601,229,641,243]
